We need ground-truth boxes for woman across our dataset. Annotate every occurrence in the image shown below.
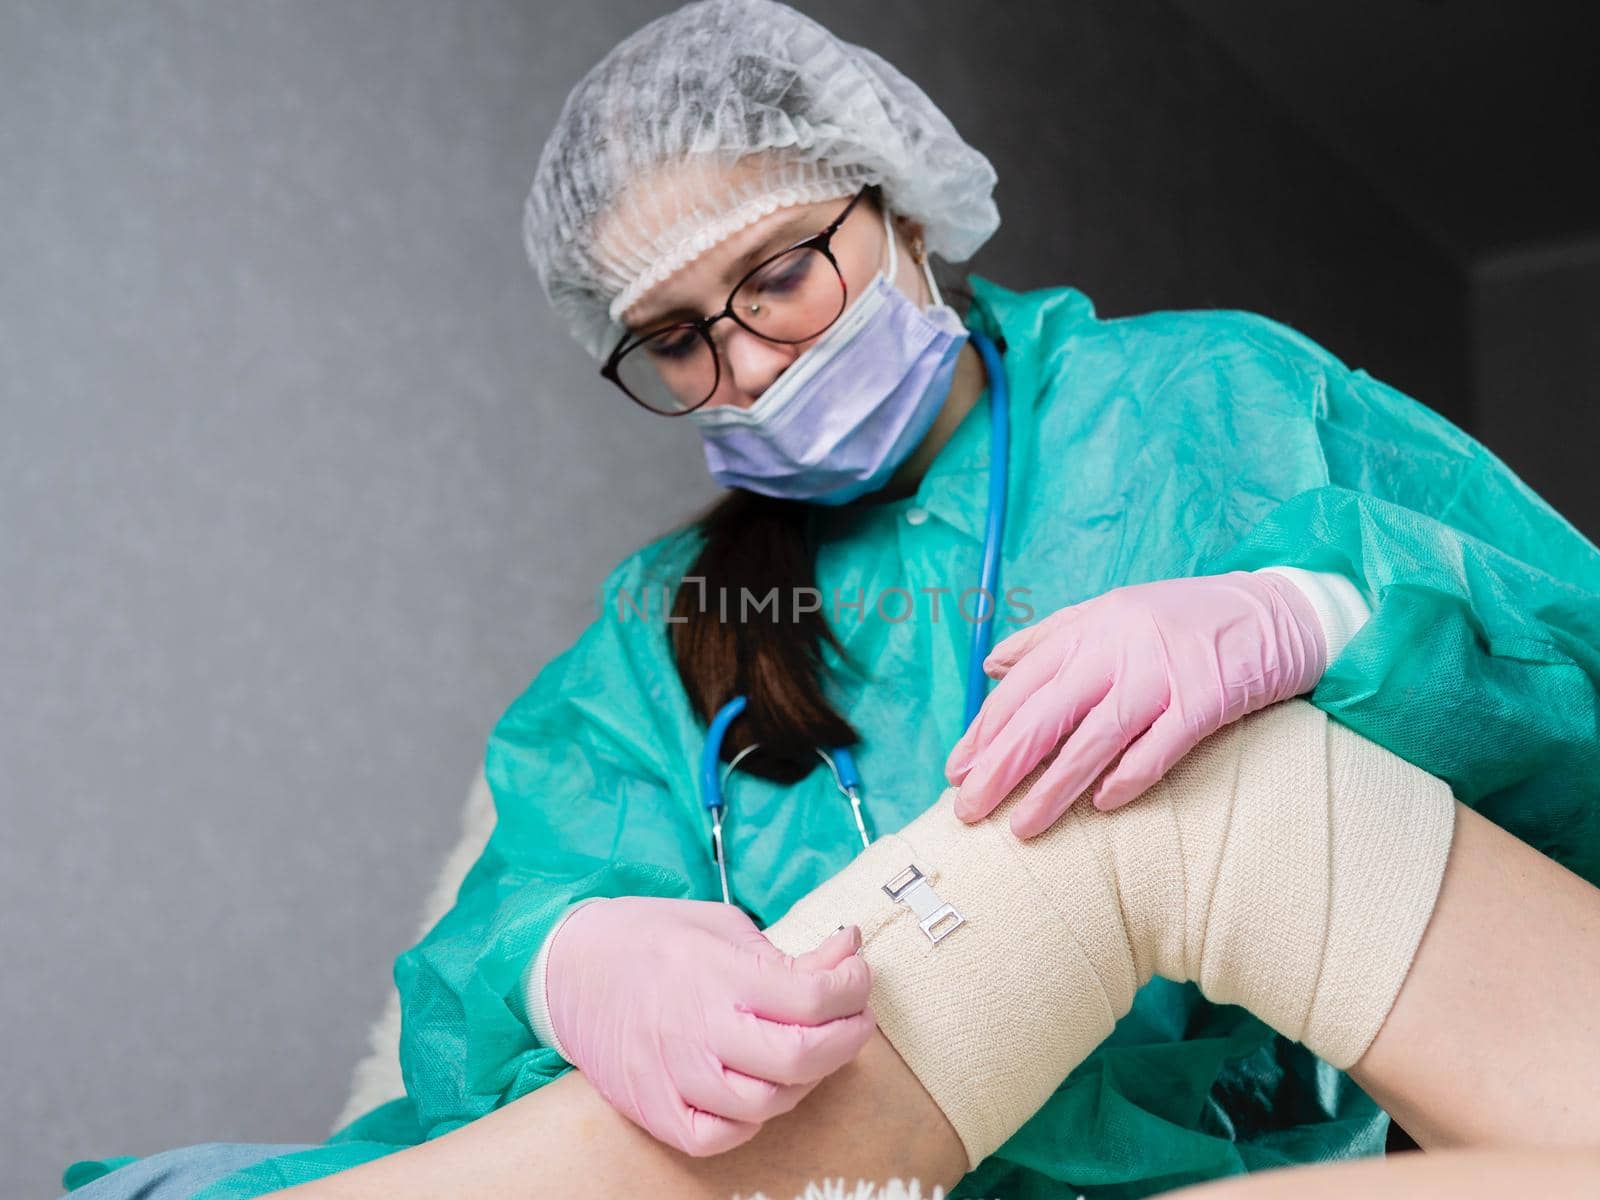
[62,0,1600,1196]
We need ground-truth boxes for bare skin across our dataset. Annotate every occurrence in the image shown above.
[1348,801,1600,1148]
[274,801,1600,1199]
[1175,1147,1600,1199]
[272,1032,965,1199]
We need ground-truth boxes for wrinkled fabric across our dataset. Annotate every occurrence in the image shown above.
[60,1144,313,1199]
[82,275,1599,1200]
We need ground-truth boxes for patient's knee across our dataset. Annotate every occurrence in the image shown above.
[765,701,1456,1171]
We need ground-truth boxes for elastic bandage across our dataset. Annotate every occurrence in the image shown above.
[762,700,1456,1170]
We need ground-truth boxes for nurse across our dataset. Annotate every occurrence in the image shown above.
[486,6,1600,1191]
[65,0,1600,1197]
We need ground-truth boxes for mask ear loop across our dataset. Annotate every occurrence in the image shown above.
[880,203,899,282]
[921,254,946,308]
[882,204,946,309]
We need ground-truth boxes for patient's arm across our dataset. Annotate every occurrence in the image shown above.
[273,805,1600,1200]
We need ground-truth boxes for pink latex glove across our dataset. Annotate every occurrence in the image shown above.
[944,570,1326,838]
[544,895,875,1157]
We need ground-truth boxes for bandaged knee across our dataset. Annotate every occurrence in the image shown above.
[762,700,1456,1171]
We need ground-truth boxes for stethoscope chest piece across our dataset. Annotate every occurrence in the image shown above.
[701,701,871,906]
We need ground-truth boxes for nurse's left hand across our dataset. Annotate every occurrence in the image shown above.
[944,571,1326,838]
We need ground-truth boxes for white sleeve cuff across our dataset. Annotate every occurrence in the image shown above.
[524,896,607,1062]
[1256,566,1373,664]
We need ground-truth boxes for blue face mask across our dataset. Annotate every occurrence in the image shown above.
[688,205,970,506]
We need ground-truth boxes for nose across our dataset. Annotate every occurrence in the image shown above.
[716,324,797,406]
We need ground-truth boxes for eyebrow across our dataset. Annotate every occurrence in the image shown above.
[626,211,818,331]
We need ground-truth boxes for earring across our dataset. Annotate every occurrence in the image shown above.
[910,235,927,265]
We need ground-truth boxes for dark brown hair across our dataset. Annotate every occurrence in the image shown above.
[669,194,973,781]
[670,490,856,783]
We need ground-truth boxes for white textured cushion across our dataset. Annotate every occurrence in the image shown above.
[333,763,499,1132]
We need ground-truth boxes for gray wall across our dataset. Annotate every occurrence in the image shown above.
[1472,240,1600,542]
[0,0,1499,1193]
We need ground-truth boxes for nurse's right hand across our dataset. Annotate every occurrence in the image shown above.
[543,895,875,1157]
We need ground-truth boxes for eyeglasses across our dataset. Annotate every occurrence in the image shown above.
[601,187,870,416]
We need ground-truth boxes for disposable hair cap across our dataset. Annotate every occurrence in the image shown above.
[523,0,1000,360]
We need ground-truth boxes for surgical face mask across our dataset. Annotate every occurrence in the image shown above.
[687,204,971,506]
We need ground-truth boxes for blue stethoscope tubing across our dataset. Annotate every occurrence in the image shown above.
[701,329,1009,899]
[964,329,1010,727]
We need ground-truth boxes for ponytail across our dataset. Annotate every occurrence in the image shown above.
[669,490,856,783]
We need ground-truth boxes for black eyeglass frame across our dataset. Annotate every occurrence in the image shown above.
[600,186,871,416]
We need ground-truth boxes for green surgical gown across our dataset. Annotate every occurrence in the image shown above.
[76,276,1600,1198]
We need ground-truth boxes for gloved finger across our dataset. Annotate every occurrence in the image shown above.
[616,1062,759,1158]
[664,1096,762,1158]
[736,941,873,1025]
[954,667,1109,821]
[714,1005,876,1086]
[982,606,1079,679]
[718,920,855,992]
[945,630,1078,784]
[1008,692,1158,839]
[787,924,862,972]
[672,1048,814,1126]
[1089,706,1206,812]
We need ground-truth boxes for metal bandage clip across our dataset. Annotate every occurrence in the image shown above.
[881,863,965,945]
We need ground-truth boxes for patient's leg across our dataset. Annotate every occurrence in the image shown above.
[764,699,1458,1171]
[279,700,1598,1199]
[1350,799,1600,1148]
[1174,1147,1600,1199]
[273,1028,966,1199]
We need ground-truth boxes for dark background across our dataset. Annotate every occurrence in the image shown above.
[4,1,1596,1193]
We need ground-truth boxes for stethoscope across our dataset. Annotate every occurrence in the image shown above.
[700,329,1010,904]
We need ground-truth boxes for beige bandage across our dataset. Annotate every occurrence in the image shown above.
[762,700,1456,1171]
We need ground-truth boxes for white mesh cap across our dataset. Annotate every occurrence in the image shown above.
[523,0,1001,360]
